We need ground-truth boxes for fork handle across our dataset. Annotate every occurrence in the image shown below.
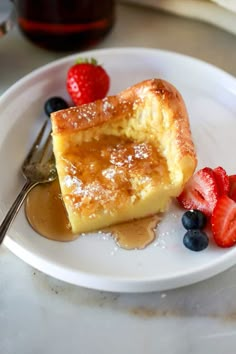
[0,181,37,244]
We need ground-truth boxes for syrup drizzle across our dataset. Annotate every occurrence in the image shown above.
[25,180,76,242]
[104,215,160,250]
[25,179,160,249]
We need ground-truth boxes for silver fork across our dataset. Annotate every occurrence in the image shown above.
[0,119,57,244]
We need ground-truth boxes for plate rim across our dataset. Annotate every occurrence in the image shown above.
[1,46,236,105]
[4,235,236,293]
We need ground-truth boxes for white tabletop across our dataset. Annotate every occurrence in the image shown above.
[1,3,236,354]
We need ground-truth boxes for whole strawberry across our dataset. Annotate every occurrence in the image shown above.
[66,58,110,106]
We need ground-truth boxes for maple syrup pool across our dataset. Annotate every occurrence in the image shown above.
[25,179,160,249]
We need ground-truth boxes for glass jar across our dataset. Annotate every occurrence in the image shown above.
[12,0,115,51]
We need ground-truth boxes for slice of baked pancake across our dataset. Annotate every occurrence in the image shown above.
[51,79,197,234]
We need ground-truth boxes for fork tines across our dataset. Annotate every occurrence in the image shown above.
[24,119,53,165]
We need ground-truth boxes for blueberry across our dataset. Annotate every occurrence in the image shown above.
[183,229,209,251]
[182,210,207,230]
[44,97,68,117]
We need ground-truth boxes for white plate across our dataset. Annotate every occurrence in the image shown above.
[0,47,236,293]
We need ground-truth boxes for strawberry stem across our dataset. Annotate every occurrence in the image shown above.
[75,57,98,66]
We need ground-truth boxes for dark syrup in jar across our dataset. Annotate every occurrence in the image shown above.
[14,0,115,51]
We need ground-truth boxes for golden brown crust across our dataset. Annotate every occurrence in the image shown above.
[51,96,133,134]
[51,79,190,136]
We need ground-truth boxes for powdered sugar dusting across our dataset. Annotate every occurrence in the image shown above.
[134,143,150,159]
[103,98,114,112]
[154,205,181,249]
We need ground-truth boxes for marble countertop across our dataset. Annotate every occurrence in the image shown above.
[1,3,236,354]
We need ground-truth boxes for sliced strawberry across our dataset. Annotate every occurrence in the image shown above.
[213,166,229,196]
[177,167,219,217]
[228,175,236,202]
[211,195,236,248]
